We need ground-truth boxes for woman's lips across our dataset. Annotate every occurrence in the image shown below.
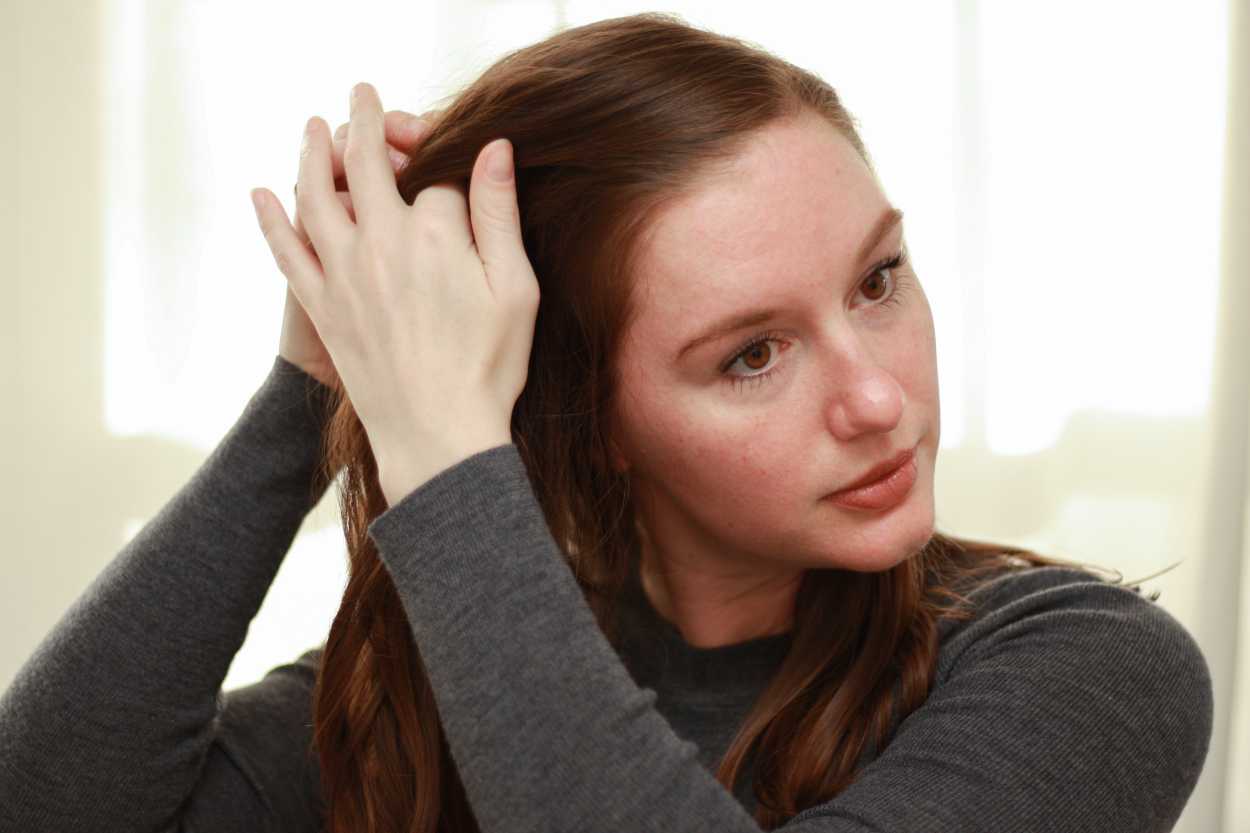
[825,448,918,512]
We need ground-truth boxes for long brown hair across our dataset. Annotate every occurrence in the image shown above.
[307,12,1165,832]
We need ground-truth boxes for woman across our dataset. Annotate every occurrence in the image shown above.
[0,12,1212,833]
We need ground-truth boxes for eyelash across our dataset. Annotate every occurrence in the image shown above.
[720,251,912,393]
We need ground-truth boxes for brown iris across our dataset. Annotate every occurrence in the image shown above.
[742,342,771,370]
[861,272,889,301]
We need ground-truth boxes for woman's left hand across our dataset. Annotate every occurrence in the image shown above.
[251,82,540,505]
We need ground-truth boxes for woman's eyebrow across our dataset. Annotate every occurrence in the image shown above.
[674,206,904,362]
[853,206,904,268]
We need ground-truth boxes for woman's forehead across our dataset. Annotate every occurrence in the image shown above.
[630,117,889,325]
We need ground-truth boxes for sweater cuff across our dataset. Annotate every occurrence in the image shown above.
[365,443,533,591]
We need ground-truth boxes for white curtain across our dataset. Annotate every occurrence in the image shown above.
[7,1,1245,830]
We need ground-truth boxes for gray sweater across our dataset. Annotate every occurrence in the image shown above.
[0,355,1213,832]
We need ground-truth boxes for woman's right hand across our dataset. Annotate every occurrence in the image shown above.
[278,108,443,387]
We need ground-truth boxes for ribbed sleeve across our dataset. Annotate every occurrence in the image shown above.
[0,378,1213,833]
[0,356,336,833]
[366,442,1213,833]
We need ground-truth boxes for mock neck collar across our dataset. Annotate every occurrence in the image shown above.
[615,559,793,697]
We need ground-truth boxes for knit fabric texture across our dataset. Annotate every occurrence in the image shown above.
[0,355,1213,832]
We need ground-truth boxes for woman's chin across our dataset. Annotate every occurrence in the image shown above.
[815,490,935,573]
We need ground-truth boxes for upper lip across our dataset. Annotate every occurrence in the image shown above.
[830,446,916,495]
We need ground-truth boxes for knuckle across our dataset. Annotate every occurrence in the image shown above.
[273,247,295,275]
[359,225,394,257]
[294,188,315,218]
[511,278,541,310]
[342,141,366,166]
[484,202,517,228]
[261,221,282,246]
[413,215,451,248]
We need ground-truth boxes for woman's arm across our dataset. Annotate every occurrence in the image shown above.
[0,356,335,833]
[367,445,1213,833]
[784,567,1213,831]
[179,647,325,833]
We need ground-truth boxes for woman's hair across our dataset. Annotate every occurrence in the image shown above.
[306,12,1167,832]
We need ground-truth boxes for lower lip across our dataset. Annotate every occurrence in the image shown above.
[825,453,917,511]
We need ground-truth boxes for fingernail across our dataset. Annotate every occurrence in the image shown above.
[251,189,265,218]
[486,139,513,182]
[388,146,407,169]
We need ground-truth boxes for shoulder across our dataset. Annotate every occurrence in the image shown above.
[933,565,1212,817]
[937,564,1211,691]
[940,564,1200,657]
[181,647,326,832]
[801,567,1213,832]
[219,646,323,717]
[215,647,324,777]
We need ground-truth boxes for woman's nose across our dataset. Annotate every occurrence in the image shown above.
[826,364,904,441]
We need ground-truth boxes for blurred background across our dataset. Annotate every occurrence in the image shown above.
[4,1,1247,830]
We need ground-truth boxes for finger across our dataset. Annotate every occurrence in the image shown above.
[294,191,357,246]
[467,138,533,300]
[336,190,358,223]
[296,116,352,242]
[253,187,326,314]
[333,109,437,147]
[411,176,475,251]
[292,210,320,266]
[384,109,439,149]
[332,138,408,184]
[343,82,403,226]
[332,107,434,183]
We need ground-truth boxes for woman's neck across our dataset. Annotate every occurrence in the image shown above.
[637,541,801,649]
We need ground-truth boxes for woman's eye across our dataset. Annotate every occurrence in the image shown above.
[718,250,911,394]
[856,252,908,307]
[861,270,890,302]
[721,335,786,393]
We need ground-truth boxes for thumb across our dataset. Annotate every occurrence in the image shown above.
[468,139,527,280]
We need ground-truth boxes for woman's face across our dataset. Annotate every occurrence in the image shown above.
[610,110,940,614]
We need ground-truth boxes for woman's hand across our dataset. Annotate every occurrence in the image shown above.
[252,83,538,505]
[279,108,444,388]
